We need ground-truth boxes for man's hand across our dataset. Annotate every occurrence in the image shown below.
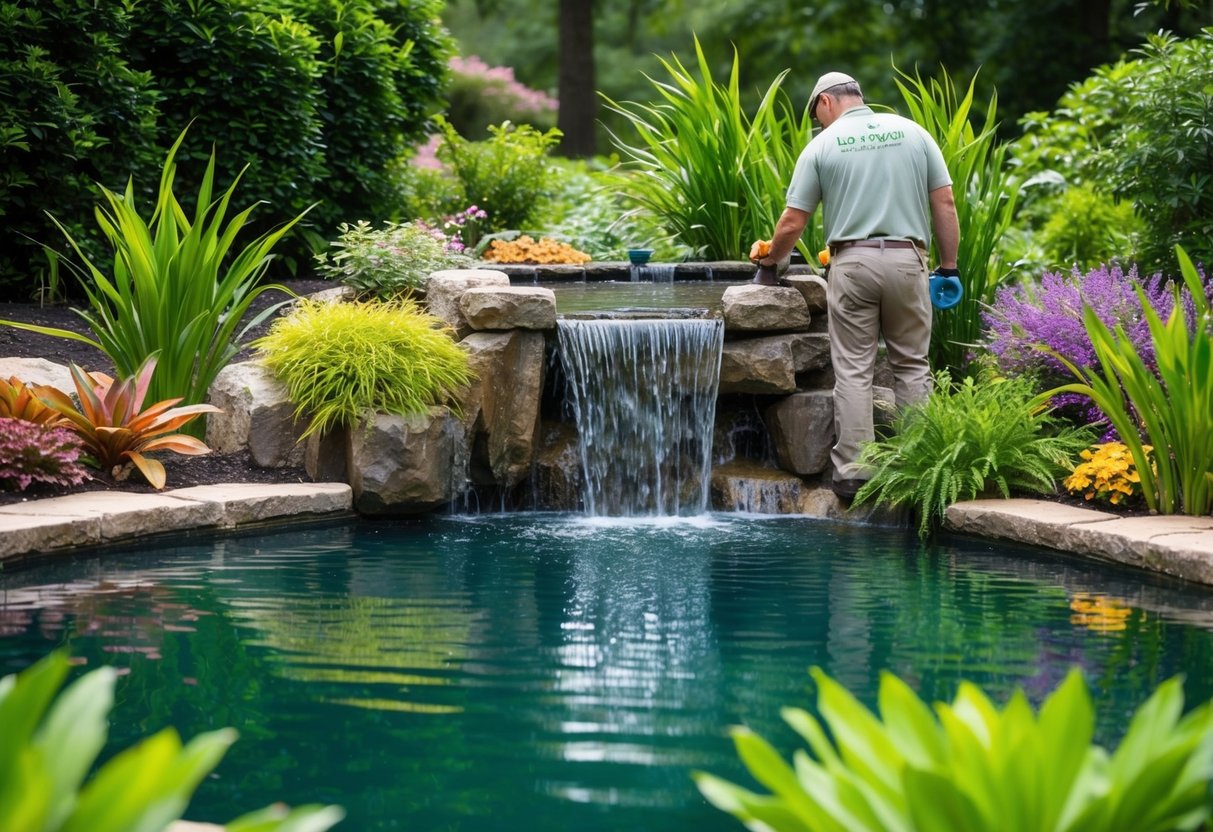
[749,239,772,262]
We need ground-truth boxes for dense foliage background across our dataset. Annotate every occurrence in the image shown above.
[0,0,453,298]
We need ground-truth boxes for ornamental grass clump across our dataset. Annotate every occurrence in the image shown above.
[253,299,475,439]
[854,371,1095,537]
[0,418,89,492]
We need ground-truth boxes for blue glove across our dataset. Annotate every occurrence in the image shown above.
[929,268,963,310]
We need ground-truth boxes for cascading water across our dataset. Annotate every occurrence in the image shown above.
[557,318,724,517]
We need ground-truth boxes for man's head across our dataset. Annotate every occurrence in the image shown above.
[809,71,863,123]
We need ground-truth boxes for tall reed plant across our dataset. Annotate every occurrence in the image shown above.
[0,128,312,419]
[602,37,817,261]
[1036,246,1213,516]
[896,68,1017,376]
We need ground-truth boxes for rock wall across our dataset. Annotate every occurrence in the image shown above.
[199,266,903,519]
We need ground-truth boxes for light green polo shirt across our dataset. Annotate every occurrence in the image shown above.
[786,105,951,246]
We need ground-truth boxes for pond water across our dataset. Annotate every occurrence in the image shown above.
[3,514,1213,831]
[540,279,749,315]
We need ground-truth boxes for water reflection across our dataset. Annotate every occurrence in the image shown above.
[3,516,1213,831]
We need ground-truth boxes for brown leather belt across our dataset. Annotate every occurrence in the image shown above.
[830,239,922,255]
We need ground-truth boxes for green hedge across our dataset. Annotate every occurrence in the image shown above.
[0,0,454,297]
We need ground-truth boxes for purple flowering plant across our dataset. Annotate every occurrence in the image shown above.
[983,263,1212,431]
[0,417,89,492]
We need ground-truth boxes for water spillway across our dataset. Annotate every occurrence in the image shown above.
[557,318,724,517]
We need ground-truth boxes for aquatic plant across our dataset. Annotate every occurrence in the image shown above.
[696,666,1213,831]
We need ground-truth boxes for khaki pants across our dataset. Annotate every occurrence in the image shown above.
[826,245,933,481]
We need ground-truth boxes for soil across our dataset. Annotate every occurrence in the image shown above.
[0,278,333,506]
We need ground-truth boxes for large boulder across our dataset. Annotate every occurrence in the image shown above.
[348,409,468,514]
[425,269,511,339]
[764,391,835,475]
[206,362,308,468]
[721,285,811,332]
[782,273,828,313]
[718,336,797,394]
[460,286,557,331]
[458,330,546,489]
[0,357,73,392]
[530,420,582,510]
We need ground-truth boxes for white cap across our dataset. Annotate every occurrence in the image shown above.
[810,71,859,113]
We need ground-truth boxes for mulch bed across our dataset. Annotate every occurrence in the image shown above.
[0,279,331,506]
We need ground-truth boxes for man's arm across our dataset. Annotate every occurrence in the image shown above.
[753,206,812,265]
[929,185,959,269]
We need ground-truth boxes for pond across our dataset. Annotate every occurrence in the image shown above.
[3,513,1213,830]
[538,278,750,315]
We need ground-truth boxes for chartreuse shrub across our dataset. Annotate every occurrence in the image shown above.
[0,651,343,831]
[854,372,1094,537]
[603,37,816,261]
[253,299,475,439]
[695,666,1213,832]
[895,67,1017,377]
[1038,246,1213,516]
[0,130,311,421]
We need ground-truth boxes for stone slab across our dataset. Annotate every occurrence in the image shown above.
[0,484,354,562]
[167,483,353,527]
[946,499,1213,586]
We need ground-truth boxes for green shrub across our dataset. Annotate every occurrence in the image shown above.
[854,372,1095,537]
[1010,29,1213,273]
[0,0,160,299]
[0,0,455,292]
[287,0,454,233]
[315,220,474,298]
[435,118,562,233]
[253,298,475,438]
[696,666,1213,832]
[0,130,311,421]
[0,650,344,831]
[603,37,817,262]
[1037,184,1143,272]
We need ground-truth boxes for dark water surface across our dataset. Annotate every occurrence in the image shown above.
[3,513,1213,830]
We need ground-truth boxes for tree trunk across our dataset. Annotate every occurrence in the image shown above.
[557,0,596,157]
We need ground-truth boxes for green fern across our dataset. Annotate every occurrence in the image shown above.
[854,372,1094,537]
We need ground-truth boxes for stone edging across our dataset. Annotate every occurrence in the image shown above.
[0,483,353,565]
[946,499,1213,586]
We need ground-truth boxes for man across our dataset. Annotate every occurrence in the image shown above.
[752,71,960,501]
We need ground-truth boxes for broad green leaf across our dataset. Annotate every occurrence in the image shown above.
[34,665,117,829]
[225,803,346,832]
[904,767,987,832]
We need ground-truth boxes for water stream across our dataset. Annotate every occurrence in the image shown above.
[557,318,724,516]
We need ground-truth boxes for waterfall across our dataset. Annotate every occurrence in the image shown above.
[557,318,724,517]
